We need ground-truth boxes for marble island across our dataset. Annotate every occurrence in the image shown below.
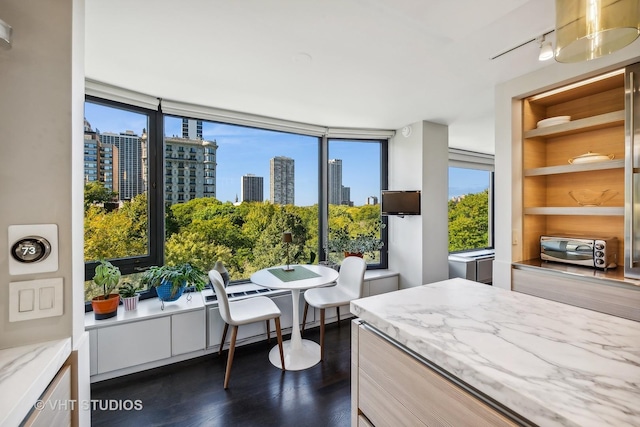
[350,278,640,427]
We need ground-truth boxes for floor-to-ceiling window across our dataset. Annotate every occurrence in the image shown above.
[162,115,320,282]
[327,139,387,266]
[83,98,161,300]
[83,90,389,302]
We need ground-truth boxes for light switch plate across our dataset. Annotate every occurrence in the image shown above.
[9,278,63,322]
[8,224,59,275]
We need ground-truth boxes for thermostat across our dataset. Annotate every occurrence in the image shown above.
[11,236,51,263]
[8,224,59,275]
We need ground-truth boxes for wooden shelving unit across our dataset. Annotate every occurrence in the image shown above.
[520,70,625,263]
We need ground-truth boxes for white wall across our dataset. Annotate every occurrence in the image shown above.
[493,44,640,290]
[388,121,449,288]
[0,0,89,422]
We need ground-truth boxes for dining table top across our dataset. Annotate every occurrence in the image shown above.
[250,264,339,291]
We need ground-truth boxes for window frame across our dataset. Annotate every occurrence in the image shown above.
[83,96,164,281]
[447,149,495,255]
[84,93,389,306]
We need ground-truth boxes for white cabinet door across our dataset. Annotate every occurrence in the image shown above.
[172,310,206,356]
[366,276,398,297]
[97,317,171,373]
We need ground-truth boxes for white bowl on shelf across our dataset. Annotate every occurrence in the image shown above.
[537,116,571,128]
[568,151,615,164]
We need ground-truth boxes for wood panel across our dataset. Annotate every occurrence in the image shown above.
[523,215,547,261]
[529,72,623,106]
[544,126,624,167]
[358,326,520,427]
[544,169,623,207]
[512,268,640,322]
[546,87,624,120]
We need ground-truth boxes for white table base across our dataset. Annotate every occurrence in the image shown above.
[267,288,321,370]
[269,339,320,370]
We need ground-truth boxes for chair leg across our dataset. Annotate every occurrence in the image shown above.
[337,306,341,324]
[266,319,271,343]
[320,308,325,361]
[274,317,285,371]
[219,323,229,355]
[301,301,309,336]
[223,325,238,389]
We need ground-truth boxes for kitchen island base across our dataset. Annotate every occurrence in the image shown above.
[351,320,525,427]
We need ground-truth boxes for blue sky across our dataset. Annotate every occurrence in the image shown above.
[85,102,487,205]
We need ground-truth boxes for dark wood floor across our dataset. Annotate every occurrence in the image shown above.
[91,322,352,427]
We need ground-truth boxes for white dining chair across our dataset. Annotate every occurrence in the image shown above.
[301,256,366,361]
[209,269,285,389]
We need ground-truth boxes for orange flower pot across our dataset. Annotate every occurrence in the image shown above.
[91,294,120,320]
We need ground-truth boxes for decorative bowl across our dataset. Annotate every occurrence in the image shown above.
[568,151,615,164]
[568,189,618,206]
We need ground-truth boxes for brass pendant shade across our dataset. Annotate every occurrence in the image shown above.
[555,0,640,63]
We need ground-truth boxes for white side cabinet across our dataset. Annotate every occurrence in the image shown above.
[96,317,171,374]
[172,310,206,356]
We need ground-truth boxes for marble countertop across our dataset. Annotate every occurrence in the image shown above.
[0,338,71,426]
[350,278,640,427]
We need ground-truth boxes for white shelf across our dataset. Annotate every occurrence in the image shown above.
[524,110,624,139]
[524,159,624,176]
[524,206,623,216]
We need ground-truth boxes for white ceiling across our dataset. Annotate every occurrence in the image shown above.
[85,0,559,154]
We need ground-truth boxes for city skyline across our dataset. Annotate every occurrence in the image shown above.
[84,102,489,206]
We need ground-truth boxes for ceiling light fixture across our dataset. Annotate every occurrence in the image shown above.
[0,18,12,50]
[538,35,554,61]
[555,0,640,63]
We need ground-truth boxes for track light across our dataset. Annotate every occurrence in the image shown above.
[538,35,554,61]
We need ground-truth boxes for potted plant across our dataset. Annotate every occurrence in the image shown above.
[118,281,141,311]
[91,259,121,320]
[142,263,207,306]
[328,222,385,258]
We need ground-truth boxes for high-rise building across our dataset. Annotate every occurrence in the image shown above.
[341,186,352,206]
[367,196,379,205]
[83,119,119,194]
[99,130,145,201]
[182,118,203,140]
[270,156,295,205]
[328,159,343,205]
[164,136,217,204]
[241,174,263,202]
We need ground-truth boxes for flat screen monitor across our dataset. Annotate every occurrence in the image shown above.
[381,190,421,216]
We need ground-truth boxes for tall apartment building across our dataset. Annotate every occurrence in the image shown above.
[99,130,145,201]
[182,118,203,140]
[341,186,352,206]
[328,159,343,205]
[83,119,119,194]
[241,174,264,202]
[164,136,217,204]
[367,196,379,205]
[270,156,295,205]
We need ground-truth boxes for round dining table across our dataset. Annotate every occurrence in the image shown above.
[250,264,339,370]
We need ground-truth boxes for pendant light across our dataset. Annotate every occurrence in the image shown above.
[555,0,640,63]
